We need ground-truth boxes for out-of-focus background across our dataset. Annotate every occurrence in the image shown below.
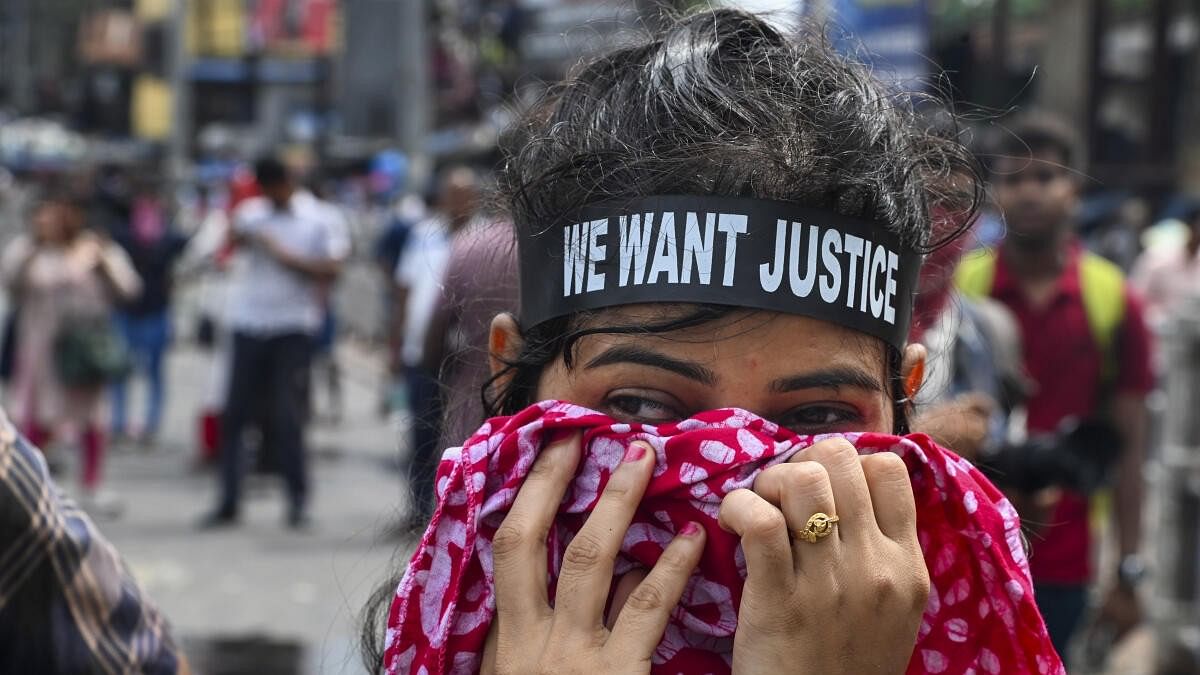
[2,1,1200,674]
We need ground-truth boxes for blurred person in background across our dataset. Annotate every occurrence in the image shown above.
[957,113,1154,659]
[0,188,141,517]
[425,215,518,453]
[182,168,259,466]
[1080,193,1151,272]
[391,165,479,526]
[371,151,422,419]
[1131,199,1200,330]
[910,221,1025,462]
[109,175,189,446]
[200,158,349,530]
[305,173,352,425]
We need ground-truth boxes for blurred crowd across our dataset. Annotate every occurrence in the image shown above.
[1,102,1200,672]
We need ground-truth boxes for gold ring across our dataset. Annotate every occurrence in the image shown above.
[795,512,839,543]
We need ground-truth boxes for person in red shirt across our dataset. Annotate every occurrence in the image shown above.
[975,113,1155,658]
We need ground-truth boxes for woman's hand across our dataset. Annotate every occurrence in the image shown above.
[482,434,706,675]
[720,437,928,675]
[69,233,104,270]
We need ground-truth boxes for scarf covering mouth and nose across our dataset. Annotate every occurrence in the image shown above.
[384,401,1064,675]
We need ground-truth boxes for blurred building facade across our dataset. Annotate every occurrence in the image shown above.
[2,0,1200,193]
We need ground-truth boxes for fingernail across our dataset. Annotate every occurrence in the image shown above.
[622,443,646,463]
[680,522,702,537]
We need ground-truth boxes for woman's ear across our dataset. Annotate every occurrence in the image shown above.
[901,342,927,401]
[489,312,524,384]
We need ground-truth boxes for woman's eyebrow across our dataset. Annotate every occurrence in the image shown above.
[584,345,717,385]
[770,367,883,393]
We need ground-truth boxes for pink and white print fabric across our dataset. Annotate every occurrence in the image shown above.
[384,401,1064,675]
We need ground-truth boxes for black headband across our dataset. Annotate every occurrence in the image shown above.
[519,195,923,349]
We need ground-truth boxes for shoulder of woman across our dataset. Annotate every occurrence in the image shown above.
[0,234,36,268]
[1,233,34,254]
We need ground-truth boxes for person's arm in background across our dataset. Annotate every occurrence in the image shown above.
[175,209,231,281]
[259,205,349,283]
[0,408,188,674]
[1100,288,1156,638]
[1128,251,1166,327]
[94,236,143,303]
[911,393,994,461]
[1112,391,1147,564]
[263,243,344,282]
[0,235,37,299]
[390,237,418,375]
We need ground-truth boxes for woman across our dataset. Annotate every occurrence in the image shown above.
[110,177,189,445]
[368,10,1060,674]
[1,189,141,514]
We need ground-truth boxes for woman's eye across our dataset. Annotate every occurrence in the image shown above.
[604,394,682,424]
[779,405,861,433]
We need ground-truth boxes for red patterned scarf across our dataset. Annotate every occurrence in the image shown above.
[384,401,1063,675]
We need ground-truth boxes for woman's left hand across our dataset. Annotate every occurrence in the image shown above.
[719,437,929,675]
[69,234,104,271]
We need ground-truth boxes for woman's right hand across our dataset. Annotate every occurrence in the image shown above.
[482,433,706,675]
[720,437,929,675]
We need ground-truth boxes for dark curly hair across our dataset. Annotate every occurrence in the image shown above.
[361,8,980,670]
[482,8,980,421]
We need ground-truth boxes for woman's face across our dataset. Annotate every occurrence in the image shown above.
[32,203,70,243]
[494,306,925,436]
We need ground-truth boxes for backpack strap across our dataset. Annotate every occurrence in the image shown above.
[954,247,999,301]
[1077,252,1126,383]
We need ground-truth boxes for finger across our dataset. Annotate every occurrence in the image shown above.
[859,452,917,543]
[555,441,655,628]
[718,489,793,589]
[797,437,876,540]
[481,622,498,675]
[492,432,582,625]
[606,569,648,630]
[608,523,705,654]
[753,462,839,571]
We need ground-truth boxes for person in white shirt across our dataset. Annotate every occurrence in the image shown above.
[201,158,349,529]
[1131,201,1200,330]
[391,166,479,525]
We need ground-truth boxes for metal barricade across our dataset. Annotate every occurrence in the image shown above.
[1152,294,1200,673]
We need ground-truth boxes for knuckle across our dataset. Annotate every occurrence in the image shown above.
[862,451,908,477]
[600,478,635,502]
[784,461,830,491]
[527,451,564,479]
[562,533,605,569]
[746,507,787,539]
[809,437,858,463]
[625,581,668,613]
[492,522,529,559]
[911,566,932,610]
[870,572,901,600]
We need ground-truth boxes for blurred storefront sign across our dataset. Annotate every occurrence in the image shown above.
[187,0,342,60]
[189,0,247,57]
[517,0,638,77]
[189,58,323,84]
[824,0,929,90]
[78,10,144,67]
[133,75,172,141]
[248,0,339,56]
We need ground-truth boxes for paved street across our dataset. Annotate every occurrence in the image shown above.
[86,339,414,675]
